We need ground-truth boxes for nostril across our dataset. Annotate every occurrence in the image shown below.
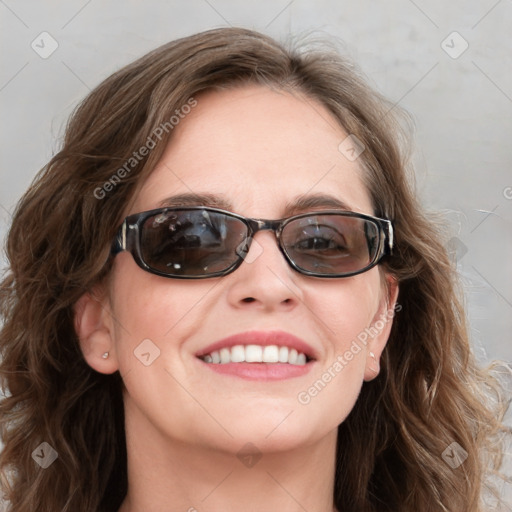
[242,297,256,303]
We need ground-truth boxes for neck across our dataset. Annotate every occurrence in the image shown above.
[117,395,339,512]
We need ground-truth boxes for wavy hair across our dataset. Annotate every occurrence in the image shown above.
[0,27,510,512]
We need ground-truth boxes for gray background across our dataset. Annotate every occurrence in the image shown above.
[0,0,511,507]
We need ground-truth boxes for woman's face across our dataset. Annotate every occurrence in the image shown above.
[94,85,396,454]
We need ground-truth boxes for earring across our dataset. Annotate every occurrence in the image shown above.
[369,351,378,373]
[102,352,109,359]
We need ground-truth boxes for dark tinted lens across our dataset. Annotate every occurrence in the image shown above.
[281,214,380,275]
[140,210,248,276]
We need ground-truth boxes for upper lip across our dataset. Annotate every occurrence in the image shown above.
[195,330,317,361]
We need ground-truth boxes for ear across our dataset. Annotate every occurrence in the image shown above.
[74,285,119,374]
[363,273,399,382]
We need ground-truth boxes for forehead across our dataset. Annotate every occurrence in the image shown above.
[133,85,374,217]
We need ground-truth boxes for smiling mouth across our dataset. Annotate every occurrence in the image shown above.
[198,344,312,366]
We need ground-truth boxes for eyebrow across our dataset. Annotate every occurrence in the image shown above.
[156,192,353,217]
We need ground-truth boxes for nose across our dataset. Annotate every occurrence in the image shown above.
[225,230,304,311]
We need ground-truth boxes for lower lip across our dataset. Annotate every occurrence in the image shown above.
[198,360,314,381]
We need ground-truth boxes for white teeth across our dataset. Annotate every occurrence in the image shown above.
[219,347,231,364]
[263,345,279,363]
[231,344,245,363]
[201,345,309,365]
[278,346,289,363]
[245,345,263,362]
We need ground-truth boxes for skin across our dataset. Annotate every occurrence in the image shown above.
[75,84,398,512]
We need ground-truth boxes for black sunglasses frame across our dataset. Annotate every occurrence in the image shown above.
[111,206,394,279]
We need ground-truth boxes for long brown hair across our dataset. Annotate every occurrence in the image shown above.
[0,27,509,512]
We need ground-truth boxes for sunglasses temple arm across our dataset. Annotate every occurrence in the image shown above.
[111,221,128,255]
[385,221,394,255]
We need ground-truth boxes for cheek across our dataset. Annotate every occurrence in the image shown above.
[307,268,381,353]
[296,354,365,428]
[108,255,206,370]
[292,270,382,424]
[108,259,225,442]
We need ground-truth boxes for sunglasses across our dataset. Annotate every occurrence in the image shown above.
[111,206,393,279]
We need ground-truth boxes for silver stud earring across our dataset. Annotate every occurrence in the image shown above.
[102,352,109,359]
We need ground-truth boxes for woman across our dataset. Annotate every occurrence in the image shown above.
[0,27,509,512]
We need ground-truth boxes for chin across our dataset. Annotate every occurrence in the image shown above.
[219,416,323,452]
